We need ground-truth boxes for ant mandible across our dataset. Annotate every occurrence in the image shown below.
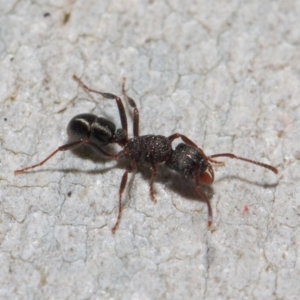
[15,76,278,233]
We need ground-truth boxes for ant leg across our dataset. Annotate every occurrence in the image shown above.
[111,162,136,234]
[149,164,158,203]
[168,133,207,158]
[73,75,128,137]
[122,78,139,137]
[168,133,197,147]
[195,175,213,227]
[111,169,129,234]
[208,153,278,174]
[14,140,85,175]
[15,140,120,175]
[87,141,120,159]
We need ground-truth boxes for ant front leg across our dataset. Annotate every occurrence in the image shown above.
[73,75,128,139]
[122,78,139,137]
[168,133,207,158]
[194,175,213,227]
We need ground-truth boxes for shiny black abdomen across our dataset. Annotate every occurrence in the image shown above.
[67,113,116,147]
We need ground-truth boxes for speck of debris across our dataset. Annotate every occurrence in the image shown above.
[63,12,71,24]
[4,118,7,121]
[43,12,50,17]
[67,191,72,197]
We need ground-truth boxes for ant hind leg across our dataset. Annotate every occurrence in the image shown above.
[149,164,158,203]
[14,140,85,175]
[122,78,139,137]
[73,75,128,138]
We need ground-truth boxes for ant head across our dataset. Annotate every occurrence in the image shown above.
[67,113,116,147]
[166,143,214,184]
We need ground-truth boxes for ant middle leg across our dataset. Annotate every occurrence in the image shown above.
[111,169,129,234]
[112,162,136,233]
[73,75,128,138]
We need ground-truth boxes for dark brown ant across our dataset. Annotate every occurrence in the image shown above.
[15,76,278,233]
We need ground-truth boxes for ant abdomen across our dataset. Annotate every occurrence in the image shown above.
[67,113,116,146]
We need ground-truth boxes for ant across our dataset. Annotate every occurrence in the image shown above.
[15,76,278,233]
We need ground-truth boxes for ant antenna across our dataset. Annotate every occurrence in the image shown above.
[208,153,278,174]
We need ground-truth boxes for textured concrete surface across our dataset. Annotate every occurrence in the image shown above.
[1,0,299,299]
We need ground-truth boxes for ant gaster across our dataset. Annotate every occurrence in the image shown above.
[15,76,278,233]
